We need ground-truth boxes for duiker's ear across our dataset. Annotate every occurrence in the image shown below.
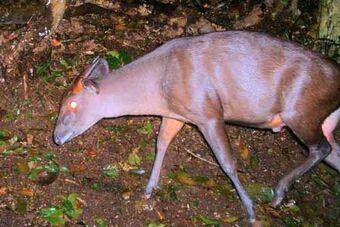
[84,57,110,80]
[82,78,100,94]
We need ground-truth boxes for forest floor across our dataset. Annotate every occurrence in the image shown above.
[0,0,339,226]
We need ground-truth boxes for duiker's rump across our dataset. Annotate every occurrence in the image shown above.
[54,31,340,224]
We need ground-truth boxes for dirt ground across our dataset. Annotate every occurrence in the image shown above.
[0,1,339,226]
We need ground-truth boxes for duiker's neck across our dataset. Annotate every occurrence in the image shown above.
[99,57,166,118]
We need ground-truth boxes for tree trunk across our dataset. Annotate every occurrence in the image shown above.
[317,0,339,61]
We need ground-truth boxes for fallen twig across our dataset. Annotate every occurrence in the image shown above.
[65,178,80,185]
[183,147,219,167]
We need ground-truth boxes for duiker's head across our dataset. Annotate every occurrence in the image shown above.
[53,57,110,145]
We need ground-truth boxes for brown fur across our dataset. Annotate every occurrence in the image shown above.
[55,31,340,225]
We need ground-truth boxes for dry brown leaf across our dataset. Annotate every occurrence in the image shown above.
[202,178,217,188]
[18,188,34,197]
[0,187,7,196]
[154,207,165,220]
[122,189,131,200]
[26,134,33,145]
[32,40,49,54]
[115,18,126,31]
[236,137,251,160]
[234,5,263,29]
[118,162,133,172]
[137,4,151,16]
[86,148,97,157]
[69,163,87,173]
[169,16,187,28]
[240,144,250,160]
[16,159,30,174]
[51,38,61,47]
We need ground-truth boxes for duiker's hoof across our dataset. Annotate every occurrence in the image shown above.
[271,196,283,207]
[144,193,152,199]
[250,220,262,227]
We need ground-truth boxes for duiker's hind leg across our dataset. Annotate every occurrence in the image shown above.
[322,108,340,172]
[272,117,332,206]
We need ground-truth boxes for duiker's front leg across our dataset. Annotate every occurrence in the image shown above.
[145,117,184,197]
[198,120,256,223]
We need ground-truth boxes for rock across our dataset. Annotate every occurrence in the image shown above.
[186,17,215,35]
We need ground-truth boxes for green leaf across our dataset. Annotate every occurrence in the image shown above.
[2,149,12,155]
[95,218,108,227]
[0,130,5,140]
[43,161,59,173]
[249,156,260,168]
[167,185,178,202]
[146,151,155,162]
[35,62,50,78]
[119,51,132,64]
[107,57,121,69]
[15,147,26,155]
[190,199,199,208]
[128,153,141,166]
[283,216,300,226]
[267,148,274,155]
[102,164,119,178]
[199,215,220,226]
[9,135,19,144]
[35,61,64,85]
[246,183,274,203]
[45,152,57,160]
[106,50,120,58]
[221,216,239,223]
[59,58,71,69]
[60,166,69,172]
[28,155,42,162]
[61,193,83,219]
[167,171,176,179]
[39,207,65,226]
[147,223,165,227]
[333,183,340,196]
[91,183,100,191]
[16,197,28,213]
[106,50,132,69]
[281,0,289,6]
[259,187,275,203]
[28,166,43,180]
[106,125,127,135]
[137,121,153,135]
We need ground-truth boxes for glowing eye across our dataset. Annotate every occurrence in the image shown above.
[70,101,77,109]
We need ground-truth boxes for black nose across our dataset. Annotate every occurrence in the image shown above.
[54,134,62,145]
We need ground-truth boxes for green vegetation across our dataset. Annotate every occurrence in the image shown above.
[102,164,119,178]
[95,218,108,227]
[137,121,153,135]
[35,61,64,85]
[39,193,83,226]
[106,50,132,69]
[198,215,220,226]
